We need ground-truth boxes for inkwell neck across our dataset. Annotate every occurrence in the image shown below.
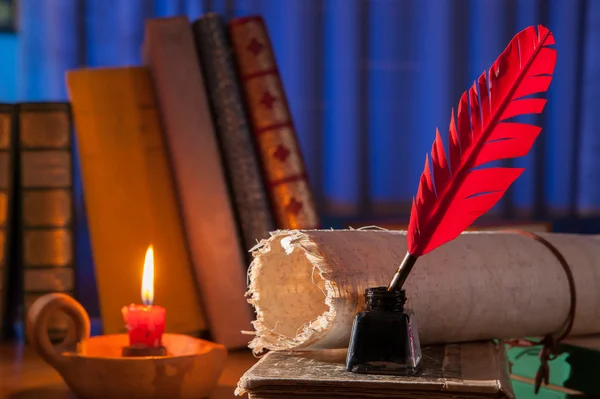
[365,287,406,312]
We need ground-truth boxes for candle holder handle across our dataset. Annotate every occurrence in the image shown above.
[26,293,91,368]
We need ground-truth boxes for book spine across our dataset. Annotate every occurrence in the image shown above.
[0,104,16,338]
[228,16,320,230]
[143,17,252,349]
[18,102,75,341]
[192,13,275,255]
[66,67,207,336]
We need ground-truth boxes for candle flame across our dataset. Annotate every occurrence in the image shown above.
[141,245,154,306]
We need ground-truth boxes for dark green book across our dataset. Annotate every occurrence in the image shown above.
[18,102,75,341]
[509,335,600,398]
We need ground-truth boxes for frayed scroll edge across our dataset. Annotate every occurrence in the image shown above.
[242,229,337,356]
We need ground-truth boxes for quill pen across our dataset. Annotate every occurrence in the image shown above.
[389,25,556,291]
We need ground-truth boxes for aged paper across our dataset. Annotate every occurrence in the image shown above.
[246,230,600,353]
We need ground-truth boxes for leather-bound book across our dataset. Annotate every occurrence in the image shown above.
[18,102,75,341]
[192,13,275,256]
[0,104,16,339]
[236,342,515,399]
[143,17,252,349]
[228,16,320,230]
[66,67,207,336]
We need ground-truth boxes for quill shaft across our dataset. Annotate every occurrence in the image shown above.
[388,252,418,291]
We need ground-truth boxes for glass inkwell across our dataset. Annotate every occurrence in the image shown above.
[346,253,421,375]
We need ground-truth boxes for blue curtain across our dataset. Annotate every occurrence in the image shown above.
[11,0,599,320]
[14,0,599,222]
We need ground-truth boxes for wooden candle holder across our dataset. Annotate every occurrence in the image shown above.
[26,293,227,399]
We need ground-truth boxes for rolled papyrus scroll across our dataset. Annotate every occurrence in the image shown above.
[245,230,600,354]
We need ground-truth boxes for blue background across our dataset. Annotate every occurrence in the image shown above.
[1,0,599,316]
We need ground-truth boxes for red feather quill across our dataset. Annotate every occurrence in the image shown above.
[389,25,556,290]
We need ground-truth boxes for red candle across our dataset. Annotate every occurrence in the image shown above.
[121,245,166,347]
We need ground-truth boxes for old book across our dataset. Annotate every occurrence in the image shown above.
[66,67,207,336]
[18,102,74,341]
[236,342,515,398]
[143,17,252,348]
[228,16,320,230]
[0,104,16,339]
[192,13,275,256]
[246,230,600,353]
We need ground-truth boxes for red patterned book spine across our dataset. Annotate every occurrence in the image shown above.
[228,16,320,230]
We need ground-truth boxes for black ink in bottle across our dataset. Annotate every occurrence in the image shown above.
[345,287,421,375]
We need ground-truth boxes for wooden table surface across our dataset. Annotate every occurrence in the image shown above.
[0,342,257,399]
